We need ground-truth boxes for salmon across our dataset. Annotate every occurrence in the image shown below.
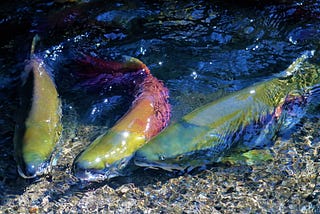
[134,51,319,172]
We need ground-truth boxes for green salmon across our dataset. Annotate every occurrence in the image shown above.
[134,51,319,171]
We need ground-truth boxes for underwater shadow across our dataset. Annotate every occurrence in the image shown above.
[0,75,33,206]
[55,161,253,195]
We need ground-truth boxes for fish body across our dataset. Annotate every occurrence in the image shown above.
[134,51,320,171]
[14,57,62,178]
[73,57,170,181]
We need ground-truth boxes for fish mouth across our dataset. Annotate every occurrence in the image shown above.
[73,156,133,182]
[73,163,121,182]
[134,154,185,172]
[73,167,120,182]
[17,161,51,179]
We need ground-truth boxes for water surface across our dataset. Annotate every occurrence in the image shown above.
[0,0,319,212]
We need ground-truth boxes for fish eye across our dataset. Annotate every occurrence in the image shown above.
[118,159,128,169]
[176,155,184,161]
[158,154,166,161]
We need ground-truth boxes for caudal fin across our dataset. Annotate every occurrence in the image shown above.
[30,34,41,56]
[277,50,315,78]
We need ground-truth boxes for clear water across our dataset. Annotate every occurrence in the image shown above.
[0,0,319,212]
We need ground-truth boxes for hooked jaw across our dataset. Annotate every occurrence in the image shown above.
[72,131,144,182]
[134,149,186,172]
[73,156,132,182]
[18,153,51,179]
[73,165,116,182]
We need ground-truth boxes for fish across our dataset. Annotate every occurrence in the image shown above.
[14,36,62,178]
[134,50,320,172]
[73,56,170,181]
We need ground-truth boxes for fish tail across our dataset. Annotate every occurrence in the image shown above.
[30,34,41,56]
[133,75,171,139]
[275,50,315,79]
[73,54,150,90]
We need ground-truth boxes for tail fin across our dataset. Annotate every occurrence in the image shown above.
[72,55,149,92]
[30,34,40,56]
[277,50,315,78]
[22,35,41,84]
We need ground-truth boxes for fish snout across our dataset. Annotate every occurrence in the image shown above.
[73,159,122,182]
[133,151,147,166]
[73,159,106,182]
[18,154,50,178]
[18,164,38,179]
[133,149,161,168]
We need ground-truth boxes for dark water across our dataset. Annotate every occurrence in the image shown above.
[0,0,319,212]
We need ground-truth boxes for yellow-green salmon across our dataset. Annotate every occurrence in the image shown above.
[14,56,62,178]
[134,51,320,171]
[73,57,170,181]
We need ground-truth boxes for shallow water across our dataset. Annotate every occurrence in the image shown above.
[0,0,319,212]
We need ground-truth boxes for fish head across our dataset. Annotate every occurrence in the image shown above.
[134,121,208,171]
[133,131,194,172]
[17,151,52,179]
[73,155,132,182]
[134,147,189,172]
[72,130,145,182]
[134,144,221,172]
[14,125,56,179]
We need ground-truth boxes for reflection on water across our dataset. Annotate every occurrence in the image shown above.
[0,0,319,212]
